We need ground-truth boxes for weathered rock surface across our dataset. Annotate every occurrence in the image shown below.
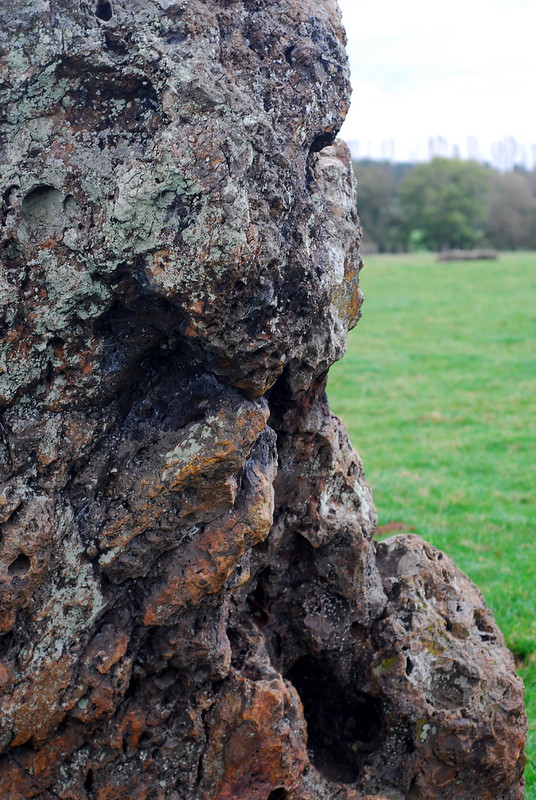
[0,1,525,799]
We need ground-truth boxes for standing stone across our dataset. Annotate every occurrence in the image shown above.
[0,1,526,798]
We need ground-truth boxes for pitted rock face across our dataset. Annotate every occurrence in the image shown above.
[1,0,359,405]
[0,1,526,799]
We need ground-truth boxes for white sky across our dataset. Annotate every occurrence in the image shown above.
[337,0,536,165]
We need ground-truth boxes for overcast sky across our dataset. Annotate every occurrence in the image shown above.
[337,0,536,165]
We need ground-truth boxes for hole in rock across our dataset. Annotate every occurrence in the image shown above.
[8,554,31,576]
[166,34,186,46]
[22,185,61,213]
[20,185,65,242]
[268,790,288,800]
[103,30,128,53]
[309,130,337,153]
[0,631,15,658]
[13,742,37,760]
[286,656,383,783]
[284,45,295,64]
[96,0,113,20]
[83,769,94,792]
[247,578,270,627]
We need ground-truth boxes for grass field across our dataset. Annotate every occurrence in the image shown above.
[328,251,535,794]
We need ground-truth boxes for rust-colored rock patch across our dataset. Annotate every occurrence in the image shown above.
[0,0,525,798]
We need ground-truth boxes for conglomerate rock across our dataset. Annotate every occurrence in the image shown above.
[0,1,526,799]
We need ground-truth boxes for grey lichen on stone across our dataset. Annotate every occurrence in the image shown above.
[0,1,526,798]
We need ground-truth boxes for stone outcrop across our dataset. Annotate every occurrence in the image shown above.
[0,1,526,798]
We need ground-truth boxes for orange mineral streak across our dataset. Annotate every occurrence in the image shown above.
[118,707,148,753]
[96,783,157,800]
[85,628,130,676]
[142,462,273,626]
[0,722,87,798]
[10,653,74,747]
[0,663,10,688]
[0,607,16,634]
[204,675,307,800]
[332,254,363,328]
[148,247,172,274]
[38,237,59,250]
[100,403,267,555]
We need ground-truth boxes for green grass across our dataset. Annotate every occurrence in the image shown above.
[328,251,536,794]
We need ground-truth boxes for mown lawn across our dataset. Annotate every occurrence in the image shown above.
[328,251,535,794]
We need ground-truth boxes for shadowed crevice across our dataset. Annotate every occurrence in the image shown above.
[286,656,383,784]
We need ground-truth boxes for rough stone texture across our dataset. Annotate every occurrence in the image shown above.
[0,1,526,799]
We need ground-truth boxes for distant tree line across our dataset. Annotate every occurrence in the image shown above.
[354,157,536,252]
